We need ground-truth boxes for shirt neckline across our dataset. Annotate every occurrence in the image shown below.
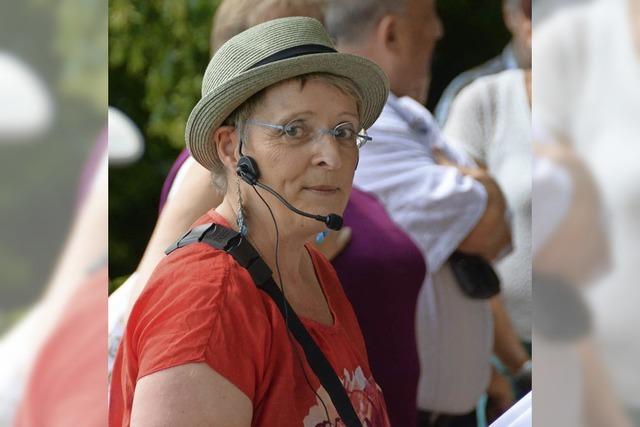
[206,209,341,332]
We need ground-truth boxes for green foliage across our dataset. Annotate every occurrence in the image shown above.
[56,0,109,110]
[0,307,29,336]
[108,0,509,282]
[0,1,105,308]
[29,0,108,109]
[108,0,220,279]
[109,274,131,295]
[109,0,220,149]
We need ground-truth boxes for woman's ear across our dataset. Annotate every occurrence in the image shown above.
[213,125,239,170]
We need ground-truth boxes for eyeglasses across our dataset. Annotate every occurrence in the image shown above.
[244,119,372,149]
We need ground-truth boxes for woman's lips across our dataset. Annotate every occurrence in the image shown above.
[304,185,339,194]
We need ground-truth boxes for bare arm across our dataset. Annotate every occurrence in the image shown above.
[579,339,632,427]
[533,142,609,285]
[126,160,222,318]
[131,363,252,427]
[457,167,511,260]
[433,148,511,261]
[491,296,530,374]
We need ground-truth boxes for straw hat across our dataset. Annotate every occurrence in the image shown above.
[185,16,389,171]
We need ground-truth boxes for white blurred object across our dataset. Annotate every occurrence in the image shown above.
[108,273,137,377]
[108,106,144,166]
[0,52,53,140]
[0,304,46,426]
[531,156,573,256]
[490,392,532,427]
[535,0,640,413]
[534,0,594,24]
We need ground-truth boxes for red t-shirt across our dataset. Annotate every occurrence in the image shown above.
[15,265,108,427]
[109,210,390,426]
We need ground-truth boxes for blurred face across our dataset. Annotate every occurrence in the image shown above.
[395,0,443,100]
[504,1,532,68]
[240,78,360,234]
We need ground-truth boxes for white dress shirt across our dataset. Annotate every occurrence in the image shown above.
[354,94,493,413]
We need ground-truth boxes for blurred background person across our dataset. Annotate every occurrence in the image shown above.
[0,1,106,424]
[12,143,107,427]
[435,0,532,125]
[534,0,640,424]
[326,0,515,425]
[443,0,533,408]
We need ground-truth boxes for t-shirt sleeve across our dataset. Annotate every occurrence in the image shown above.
[128,245,268,401]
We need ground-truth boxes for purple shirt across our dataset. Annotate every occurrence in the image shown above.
[159,151,427,426]
[158,148,191,213]
[333,188,426,427]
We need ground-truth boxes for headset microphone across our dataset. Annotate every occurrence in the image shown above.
[236,155,343,231]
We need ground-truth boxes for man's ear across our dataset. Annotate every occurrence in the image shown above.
[502,3,518,33]
[213,125,239,170]
[377,14,401,53]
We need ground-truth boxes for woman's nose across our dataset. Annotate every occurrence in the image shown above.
[313,133,343,170]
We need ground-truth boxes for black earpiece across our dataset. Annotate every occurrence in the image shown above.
[324,214,343,231]
[235,142,343,231]
[236,155,260,186]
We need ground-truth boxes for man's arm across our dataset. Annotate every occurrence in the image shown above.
[533,142,609,285]
[491,295,530,374]
[579,339,632,427]
[457,167,510,260]
[131,363,253,427]
[432,148,511,262]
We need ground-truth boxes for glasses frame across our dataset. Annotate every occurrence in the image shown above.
[244,119,372,149]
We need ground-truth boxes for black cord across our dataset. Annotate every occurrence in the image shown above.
[251,186,332,425]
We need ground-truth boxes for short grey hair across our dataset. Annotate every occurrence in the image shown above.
[325,0,408,44]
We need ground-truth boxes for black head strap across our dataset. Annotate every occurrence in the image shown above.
[247,44,337,70]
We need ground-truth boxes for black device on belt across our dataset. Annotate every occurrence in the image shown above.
[449,251,501,299]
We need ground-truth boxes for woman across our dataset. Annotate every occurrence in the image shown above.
[108,3,426,426]
[109,16,391,426]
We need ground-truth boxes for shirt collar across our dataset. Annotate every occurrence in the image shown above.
[385,92,432,134]
[502,43,519,69]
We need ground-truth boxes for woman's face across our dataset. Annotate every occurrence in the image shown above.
[240,78,360,234]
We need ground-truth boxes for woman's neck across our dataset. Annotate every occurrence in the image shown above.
[216,195,313,286]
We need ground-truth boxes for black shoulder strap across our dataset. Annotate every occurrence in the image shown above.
[166,224,362,427]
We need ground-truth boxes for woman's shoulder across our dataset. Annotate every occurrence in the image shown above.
[129,212,270,347]
[135,238,265,322]
[138,209,252,306]
[127,239,273,380]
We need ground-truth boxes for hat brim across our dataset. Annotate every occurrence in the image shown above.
[185,52,389,171]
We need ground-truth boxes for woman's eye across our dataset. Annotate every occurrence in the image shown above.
[283,123,304,137]
[334,126,356,139]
